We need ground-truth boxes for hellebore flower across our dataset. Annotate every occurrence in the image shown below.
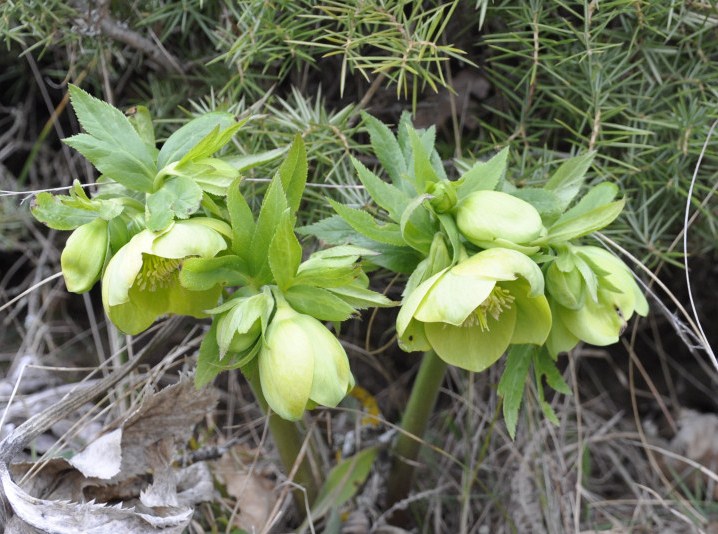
[259,299,353,421]
[61,218,109,293]
[102,219,228,334]
[545,246,648,355]
[397,248,552,372]
[456,190,545,254]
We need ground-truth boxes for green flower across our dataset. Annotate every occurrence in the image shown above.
[545,245,648,355]
[456,190,545,254]
[61,218,109,293]
[397,248,552,372]
[259,298,353,421]
[102,219,228,334]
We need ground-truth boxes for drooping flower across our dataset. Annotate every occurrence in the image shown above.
[456,190,545,254]
[61,218,109,293]
[396,248,552,372]
[545,245,648,355]
[258,298,353,421]
[101,218,228,334]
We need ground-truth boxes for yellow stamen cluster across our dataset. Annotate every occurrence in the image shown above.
[462,286,515,331]
[135,254,181,291]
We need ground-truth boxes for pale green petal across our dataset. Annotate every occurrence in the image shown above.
[61,218,108,293]
[165,278,221,317]
[396,269,446,337]
[467,238,540,255]
[508,281,552,345]
[414,269,495,325]
[106,283,171,335]
[307,320,351,407]
[453,248,545,296]
[151,219,227,259]
[259,342,314,421]
[425,305,516,372]
[559,298,622,346]
[545,301,580,356]
[456,190,543,246]
[102,230,156,308]
[397,319,431,352]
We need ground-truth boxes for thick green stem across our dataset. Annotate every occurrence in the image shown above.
[246,371,318,515]
[386,350,448,509]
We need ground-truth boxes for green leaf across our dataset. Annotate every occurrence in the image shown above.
[249,174,289,282]
[171,158,239,196]
[399,194,435,254]
[305,447,378,529]
[328,284,395,309]
[224,147,285,172]
[268,209,302,290]
[277,134,308,215]
[497,344,534,440]
[178,119,247,166]
[294,264,359,289]
[510,187,563,221]
[408,127,438,188]
[533,348,571,394]
[298,214,359,244]
[351,156,410,221]
[545,199,625,244]
[145,175,203,231]
[284,285,356,322]
[455,147,509,201]
[196,320,222,388]
[562,182,619,220]
[157,112,236,169]
[361,111,407,186]
[227,177,255,257]
[31,182,124,230]
[127,105,156,149]
[328,199,406,246]
[180,255,250,291]
[66,85,156,192]
[544,151,596,210]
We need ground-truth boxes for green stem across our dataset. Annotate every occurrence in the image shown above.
[246,370,318,515]
[386,350,448,509]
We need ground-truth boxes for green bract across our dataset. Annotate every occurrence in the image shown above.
[456,190,545,254]
[396,248,552,372]
[61,218,109,293]
[545,245,648,355]
[102,218,228,334]
[259,299,354,421]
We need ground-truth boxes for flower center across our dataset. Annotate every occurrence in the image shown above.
[462,286,515,331]
[135,254,181,291]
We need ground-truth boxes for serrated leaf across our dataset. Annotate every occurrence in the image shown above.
[328,199,406,246]
[277,134,308,215]
[180,255,250,291]
[227,177,255,257]
[31,185,124,230]
[284,285,356,322]
[562,182,619,220]
[545,199,625,244]
[399,194,435,254]
[510,187,563,220]
[497,344,534,440]
[361,111,407,186]
[297,214,359,244]
[127,105,156,149]
[224,147,285,172]
[145,175,203,231]
[196,320,222,388]
[157,112,236,169]
[328,284,395,308]
[66,85,156,192]
[533,348,571,394]
[172,158,239,196]
[178,119,247,166]
[408,128,438,188]
[268,209,302,290]
[544,151,596,210]
[249,175,288,283]
[351,156,410,221]
[455,147,509,200]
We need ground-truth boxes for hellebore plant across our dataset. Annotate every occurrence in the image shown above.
[305,112,648,507]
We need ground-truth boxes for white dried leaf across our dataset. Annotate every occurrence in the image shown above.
[69,428,123,479]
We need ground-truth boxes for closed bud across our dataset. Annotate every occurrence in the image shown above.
[61,218,108,293]
[546,262,584,310]
[427,181,457,213]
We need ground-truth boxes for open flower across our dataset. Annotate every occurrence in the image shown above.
[259,298,353,421]
[102,219,228,334]
[546,245,648,355]
[456,190,545,254]
[61,218,109,293]
[397,248,551,372]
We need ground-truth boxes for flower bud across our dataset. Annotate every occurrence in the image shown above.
[61,218,108,293]
[545,262,584,310]
[456,190,544,252]
[427,181,457,213]
[259,302,352,421]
